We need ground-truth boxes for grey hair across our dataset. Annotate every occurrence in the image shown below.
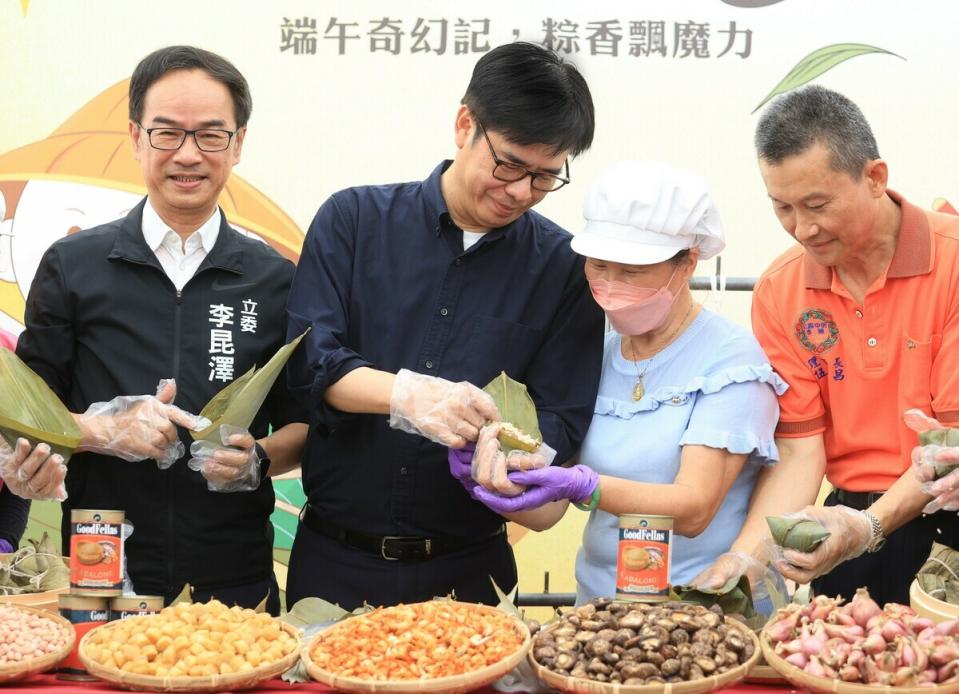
[754,85,879,179]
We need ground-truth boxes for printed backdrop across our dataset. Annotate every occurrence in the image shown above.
[3,0,958,611]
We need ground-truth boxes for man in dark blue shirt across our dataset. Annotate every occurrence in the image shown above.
[286,42,604,608]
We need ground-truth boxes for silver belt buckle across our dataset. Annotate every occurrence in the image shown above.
[381,536,402,561]
[380,536,432,560]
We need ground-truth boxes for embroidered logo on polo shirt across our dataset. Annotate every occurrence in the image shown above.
[795,308,840,354]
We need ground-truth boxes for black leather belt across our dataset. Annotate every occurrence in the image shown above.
[300,505,506,562]
[832,489,884,510]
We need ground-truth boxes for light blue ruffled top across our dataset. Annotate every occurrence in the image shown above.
[574,308,787,604]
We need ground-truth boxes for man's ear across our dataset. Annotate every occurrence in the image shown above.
[863,158,888,198]
[0,191,13,282]
[453,105,474,150]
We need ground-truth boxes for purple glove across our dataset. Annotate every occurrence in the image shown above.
[470,465,599,514]
[0,539,12,553]
[448,443,477,489]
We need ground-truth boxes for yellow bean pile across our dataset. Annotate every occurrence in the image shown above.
[0,606,72,665]
[81,600,297,678]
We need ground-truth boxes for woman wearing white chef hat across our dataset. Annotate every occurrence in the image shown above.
[450,161,787,603]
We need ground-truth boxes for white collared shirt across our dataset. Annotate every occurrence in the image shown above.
[141,200,221,291]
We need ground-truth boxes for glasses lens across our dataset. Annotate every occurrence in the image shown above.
[531,175,566,192]
[195,130,232,152]
[492,162,528,182]
[149,128,186,150]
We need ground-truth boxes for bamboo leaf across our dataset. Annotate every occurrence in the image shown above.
[0,349,82,463]
[753,44,904,113]
[671,574,757,621]
[192,329,309,442]
[767,516,830,553]
[482,372,542,454]
[170,583,193,605]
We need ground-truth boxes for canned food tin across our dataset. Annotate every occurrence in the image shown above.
[58,594,109,681]
[109,595,164,621]
[69,509,124,595]
[615,514,673,601]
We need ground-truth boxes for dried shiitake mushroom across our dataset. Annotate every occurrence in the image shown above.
[530,598,754,685]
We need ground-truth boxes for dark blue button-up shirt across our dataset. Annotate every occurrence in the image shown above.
[287,161,604,538]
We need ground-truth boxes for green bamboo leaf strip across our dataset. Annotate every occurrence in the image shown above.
[767,516,831,553]
[752,43,904,113]
[918,428,959,478]
[482,371,542,453]
[671,574,757,621]
[192,329,309,442]
[0,349,82,462]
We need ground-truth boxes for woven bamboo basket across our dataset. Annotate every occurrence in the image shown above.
[0,603,75,683]
[760,628,959,694]
[910,579,959,623]
[302,601,532,693]
[78,618,301,692]
[527,617,760,694]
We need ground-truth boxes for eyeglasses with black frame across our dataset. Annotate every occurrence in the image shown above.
[137,123,237,152]
[477,121,570,192]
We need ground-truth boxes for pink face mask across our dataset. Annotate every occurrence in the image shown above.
[588,268,680,335]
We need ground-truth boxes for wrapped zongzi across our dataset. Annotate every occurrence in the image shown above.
[767,516,831,553]
[0,349,82,462]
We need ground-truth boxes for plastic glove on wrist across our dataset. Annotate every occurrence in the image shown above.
[904,409,959,512]
[78,379,210,468]
[389,369,500,448]
[771,504,872,585]
[0,436,67,501]
[188,425,261,492]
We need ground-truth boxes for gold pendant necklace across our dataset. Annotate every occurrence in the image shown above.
[629,301,696,402]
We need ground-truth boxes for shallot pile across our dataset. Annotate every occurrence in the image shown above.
[766,588,959,686]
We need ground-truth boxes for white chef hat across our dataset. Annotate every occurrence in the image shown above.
[572,161,726,265]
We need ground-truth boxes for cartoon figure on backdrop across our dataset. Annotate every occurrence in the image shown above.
[0,77,308,598]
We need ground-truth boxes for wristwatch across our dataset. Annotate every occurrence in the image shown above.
[254,442,271,479]
[862,510,886,553]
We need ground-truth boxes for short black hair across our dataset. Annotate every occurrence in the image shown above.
[462,42,594,157]
[129,46,252,128]
[754,85,879,179]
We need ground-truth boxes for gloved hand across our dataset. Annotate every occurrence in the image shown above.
[188,425,262,492]
[468,465,599,515]
[689,550,788,615]
[771,505,872,584]
[904,408,959,513]
[469,424,532,497]
[0,436,67,501]
[389,369,500,447]
[78,379,210,468]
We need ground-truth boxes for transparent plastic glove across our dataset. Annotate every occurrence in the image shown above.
[470,424,526,497]
[79,379,210,468]
[188,425,261,492]
[470,465,599,514]
[505,441,557,470]
[689,550,788,616]
[904,408,959,513]
[0,436,67,501]
[389,369,500,447]
[771,505,872,585]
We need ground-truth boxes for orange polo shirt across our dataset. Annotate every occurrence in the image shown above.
[752,191,959,491]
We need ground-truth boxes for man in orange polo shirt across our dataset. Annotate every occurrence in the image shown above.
[700,85,959,605]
